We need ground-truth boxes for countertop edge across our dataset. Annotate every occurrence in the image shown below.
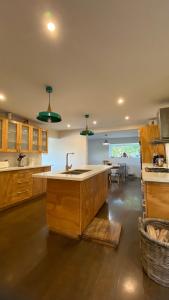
[142,163,169,183]
[0,165,51,172]
[33,165,111,181]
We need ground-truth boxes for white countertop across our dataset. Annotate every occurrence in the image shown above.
[0,164,51,172]
[142,163,169,183]
[33,165,111,181]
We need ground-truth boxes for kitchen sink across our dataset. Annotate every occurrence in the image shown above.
[62,169,91,175]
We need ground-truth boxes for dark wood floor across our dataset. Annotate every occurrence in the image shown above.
[0,179,169,300]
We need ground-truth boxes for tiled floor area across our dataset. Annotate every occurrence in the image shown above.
[0,179,169,300]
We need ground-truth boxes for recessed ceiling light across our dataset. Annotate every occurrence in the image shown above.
[117,97,124,105]
[47,22,56,32]
[125,116,130,120]
[0,93,6,101]
[67,124,71,128]
[93,120,97,125]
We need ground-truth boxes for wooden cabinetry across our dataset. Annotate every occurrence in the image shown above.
[32,167,50,196]
[0,117,6,152]
[6,120,20,152]
[47,171,109,238]
[144,182,169,220]
[140,124,165,163]
[31,127,40,153]
[0,166,51,210]
[0,117,48,153]
[40,129,48,153]
[19,124,31,152]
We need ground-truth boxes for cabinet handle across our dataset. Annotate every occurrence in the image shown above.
[17,181,30,184]
[17,190,30,194]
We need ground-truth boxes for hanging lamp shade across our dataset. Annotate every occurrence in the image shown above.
[102,134,110,145]
[37,86,62,123]
[80,114,94,136]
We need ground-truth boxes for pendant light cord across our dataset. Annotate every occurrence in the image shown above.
[86,116,88,130]
[48,92,52,112]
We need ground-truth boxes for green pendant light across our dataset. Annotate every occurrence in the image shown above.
[37,86,62,123]
[80,114,94,136]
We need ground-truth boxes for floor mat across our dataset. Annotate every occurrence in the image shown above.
[82,217,122,248]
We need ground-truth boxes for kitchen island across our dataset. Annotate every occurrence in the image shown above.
[142,163,169,220]
[33,165,111,238]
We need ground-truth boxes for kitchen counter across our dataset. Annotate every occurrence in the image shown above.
[142,163,169,220]
[0,164,51,172]
[142,163,169,183]
[33,165,112,181]
[40,165,110,238]
[0,165,51,211]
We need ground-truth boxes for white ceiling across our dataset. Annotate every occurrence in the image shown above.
[0,0,169,130]
[88,129,138,140]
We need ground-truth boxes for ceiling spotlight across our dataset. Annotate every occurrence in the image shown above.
[117,97,124,105]
[0,93,6,101]
[93,120,97,125]
[47,22,56,32]
[125,116,130,120]
[67,124,71,128]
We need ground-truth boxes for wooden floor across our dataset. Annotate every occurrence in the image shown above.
[0,179,169,300]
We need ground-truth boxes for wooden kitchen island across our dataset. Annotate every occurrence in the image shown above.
[33,165,110,238]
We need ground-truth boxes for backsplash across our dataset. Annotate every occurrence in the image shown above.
[0,153,42,167]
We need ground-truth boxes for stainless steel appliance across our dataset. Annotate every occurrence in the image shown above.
[153,107,169,143]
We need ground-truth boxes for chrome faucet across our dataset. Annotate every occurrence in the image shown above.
[65,152,74,171]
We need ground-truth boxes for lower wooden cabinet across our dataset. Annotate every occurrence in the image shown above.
[47,171,108,238]
[144,181,169,220]
[0,166,51,210]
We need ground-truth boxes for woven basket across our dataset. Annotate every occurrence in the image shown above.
[138,217,169,288]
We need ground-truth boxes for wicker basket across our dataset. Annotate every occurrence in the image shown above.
[138,217,169,287]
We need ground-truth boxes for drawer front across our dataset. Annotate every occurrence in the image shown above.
[15,170,32,180]
[15,182,32,192]
[0,167,50,209]
[11,188,32,203]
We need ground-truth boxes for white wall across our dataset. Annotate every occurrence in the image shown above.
[88,137,141,177]
[0,129,88,170]
[42,130,88,171]
[0,152,41,167]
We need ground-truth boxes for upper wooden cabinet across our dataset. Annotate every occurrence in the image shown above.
[6,120,20,152]
[40,129,48,153]
[140,124,165,163]
[31,127,41,153]
[19,124,31,152]
[0,117,48,153]
[0,117,6,152]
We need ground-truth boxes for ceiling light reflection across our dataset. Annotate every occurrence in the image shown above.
[123,278,137,294]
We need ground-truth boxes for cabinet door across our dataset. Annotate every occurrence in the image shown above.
[0,118,6,152]
[140,125,165,163]
[20,124,31,152]
[7,121,20,152]
[41,130,48,153]
[31,127,40,152]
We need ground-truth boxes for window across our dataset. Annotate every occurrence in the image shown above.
[109,143,140,158]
